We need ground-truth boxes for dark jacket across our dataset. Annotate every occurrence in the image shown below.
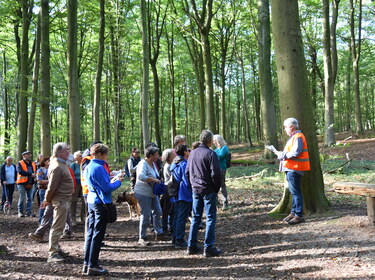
[185,143,222,195]
[1,163,17,185]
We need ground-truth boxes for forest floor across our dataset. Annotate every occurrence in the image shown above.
[1,132,375,279]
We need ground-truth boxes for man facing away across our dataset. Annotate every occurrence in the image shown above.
[185,130,223,257]
[42,142,74,263]
[268,117,310,225]
[16,151,37,217]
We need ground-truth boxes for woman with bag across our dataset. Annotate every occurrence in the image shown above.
[134,146,165,246]
[82,143,124,276]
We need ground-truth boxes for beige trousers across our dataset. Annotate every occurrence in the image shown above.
[48,200,69,256]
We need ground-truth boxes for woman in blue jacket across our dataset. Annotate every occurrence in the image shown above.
[213,134,230,210]
[170,144,191,248]
[83,143,124,276]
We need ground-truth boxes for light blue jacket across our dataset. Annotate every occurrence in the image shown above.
[214,145,229,171]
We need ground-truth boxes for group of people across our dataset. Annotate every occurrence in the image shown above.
[0,117,310,276]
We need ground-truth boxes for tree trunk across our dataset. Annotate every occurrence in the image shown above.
[258,0,278,157]
[67,0,81,151]
[238,50,253,147]
[17,0,33,160]
[349,0,363,134]
[2,51,10,156]
[166,27,176,143]
[202,33,216,133]
[27,14,40,156]
[39,0,51,156]
[270,0,330,216]
[94,0,105,141]
[140,0,150,148]
[322,0,335,146]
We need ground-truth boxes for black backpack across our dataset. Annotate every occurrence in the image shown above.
[226,152,232,168]
[168,172,180,197]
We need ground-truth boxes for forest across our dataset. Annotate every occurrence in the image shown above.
[0,0,374,160]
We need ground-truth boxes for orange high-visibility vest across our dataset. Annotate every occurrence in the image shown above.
[17,160,37,184]
[283,132,310,171]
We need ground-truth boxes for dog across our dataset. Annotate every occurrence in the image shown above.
[116,191,140,219]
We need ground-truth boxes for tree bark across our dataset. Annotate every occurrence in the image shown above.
[258,0,278,157]
[17,0,33,160]
[140,0,150,148]
[322,0,335,146]
[40,0,51,156]
[67,0,81,151]
[270,0,330,216]
[2,51,10,156]
[27,13,40,156]
[349,0,363,134]
[94,0,105,141]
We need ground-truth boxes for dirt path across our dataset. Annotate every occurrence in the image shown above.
[1,185,375,279]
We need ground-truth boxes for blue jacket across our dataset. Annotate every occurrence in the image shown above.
[186,144,222,195]
[85,159,122,204]
[170,156,192,202]
[1,163,17,185]
[214,145,229,170]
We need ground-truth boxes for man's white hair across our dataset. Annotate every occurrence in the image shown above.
[52,142,69,157]
[284,118,299,129]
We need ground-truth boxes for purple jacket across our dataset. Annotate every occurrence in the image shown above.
[185,143,222,195]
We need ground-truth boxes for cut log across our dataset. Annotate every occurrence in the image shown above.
[333,182,375,226]
[332,182,375,197]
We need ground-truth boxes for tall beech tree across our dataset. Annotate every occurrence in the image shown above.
[270,0,330,215]
[182,0,216,133]
[258,0,278,157]
[140,0,150,148]
[17,0,33,160]
[93,0,105,141]
[67,0,81,151]
[40,0,51,156]
[349,0,363,134]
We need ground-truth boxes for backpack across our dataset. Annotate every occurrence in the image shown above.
[168,173,180,197]
[226,152,232,168]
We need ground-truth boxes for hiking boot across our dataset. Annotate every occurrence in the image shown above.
[58,248,70,258]
[60,232,72,239]
[204,247,223,257]
[282,213,295,222]
[187,245,202,255]
[138,238,151,247]
[288,216,305,225]
[47,253,65,263]
[87,266,109,276]
[174,240,188,249]
[29,233,43,243]
[155,233,167,241]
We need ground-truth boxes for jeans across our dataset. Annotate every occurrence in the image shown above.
[84,203,107,268]
[286,171,303,217]
[49,200,69,256]
[134,193,163,239]
[173,200,192,242]
[220,170,228,206]
[38,189,46,224]
[1,184,15,209]
[188,192,217,249]
[17,184,33,215]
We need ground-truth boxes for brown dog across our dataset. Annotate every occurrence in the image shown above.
[116,191,140,219]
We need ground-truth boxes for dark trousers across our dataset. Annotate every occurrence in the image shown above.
[1,184,15,208]
[173,200,192,242]
[84,203,107,268]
